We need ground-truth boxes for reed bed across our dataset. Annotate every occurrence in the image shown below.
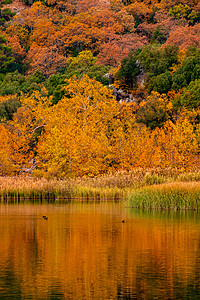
[0,176,127,201]
[128,182,200,210]
[71,168,174,189]
[0,168,167,201]
[0,168,200,202]
[0,177,73,201]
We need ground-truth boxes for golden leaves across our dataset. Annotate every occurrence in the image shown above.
[0,77,199,176]
[36,75,120,176]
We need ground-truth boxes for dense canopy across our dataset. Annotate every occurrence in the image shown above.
[0,0,199,176]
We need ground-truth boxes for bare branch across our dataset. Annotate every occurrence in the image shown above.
[30,124,46,134]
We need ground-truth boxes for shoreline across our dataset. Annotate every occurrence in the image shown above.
[128,181,200,210]
[0,170,200,209]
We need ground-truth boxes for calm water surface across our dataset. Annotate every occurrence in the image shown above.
[0,201,200,299]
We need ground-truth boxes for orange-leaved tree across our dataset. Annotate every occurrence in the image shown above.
[36,75,122,177]
[148,112,200,170]
[9,89,52,172]
[0,125,18,175]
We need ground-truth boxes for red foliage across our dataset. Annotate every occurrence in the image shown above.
[97,33,148,66]
[165,23,200,49]
[26,44,67,77]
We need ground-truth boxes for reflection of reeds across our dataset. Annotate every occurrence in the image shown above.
[128,182,200,210]
[1,169,200,202]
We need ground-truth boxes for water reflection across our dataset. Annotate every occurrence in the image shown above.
[0,202,200,299]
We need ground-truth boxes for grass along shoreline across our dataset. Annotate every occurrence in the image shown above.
[0,176,128,201]
[0,170,200,208]
[128,182,200,210]
[0,169,160,201]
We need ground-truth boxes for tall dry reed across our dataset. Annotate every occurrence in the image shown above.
[0,168,200,202]
[0,176,127,201]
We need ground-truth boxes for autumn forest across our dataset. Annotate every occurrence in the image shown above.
[0,0,200,177]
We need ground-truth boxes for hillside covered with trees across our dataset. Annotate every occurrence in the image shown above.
[0,0,200,177]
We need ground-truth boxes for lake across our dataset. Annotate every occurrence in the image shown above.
[0,201,200,299]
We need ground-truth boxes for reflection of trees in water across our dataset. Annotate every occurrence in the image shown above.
[27,227,40,271]
[194,238,200,285]
[172,234,200,300]
[0,260,22,299]
[130,251,172,300]
[117,276,146,300]
[179,236,200,300]
[1,204,200,299]
[116,243,200,300]
[49,283,65,300]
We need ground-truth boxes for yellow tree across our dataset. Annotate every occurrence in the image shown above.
[122,122,155,169]
[37,75,121,177]
[150,114,199,170]
[9,89,52,171]
[0,125,18,175]
[168,116,199,170]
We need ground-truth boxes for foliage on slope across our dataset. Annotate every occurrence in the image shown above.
[0,0,199,177]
